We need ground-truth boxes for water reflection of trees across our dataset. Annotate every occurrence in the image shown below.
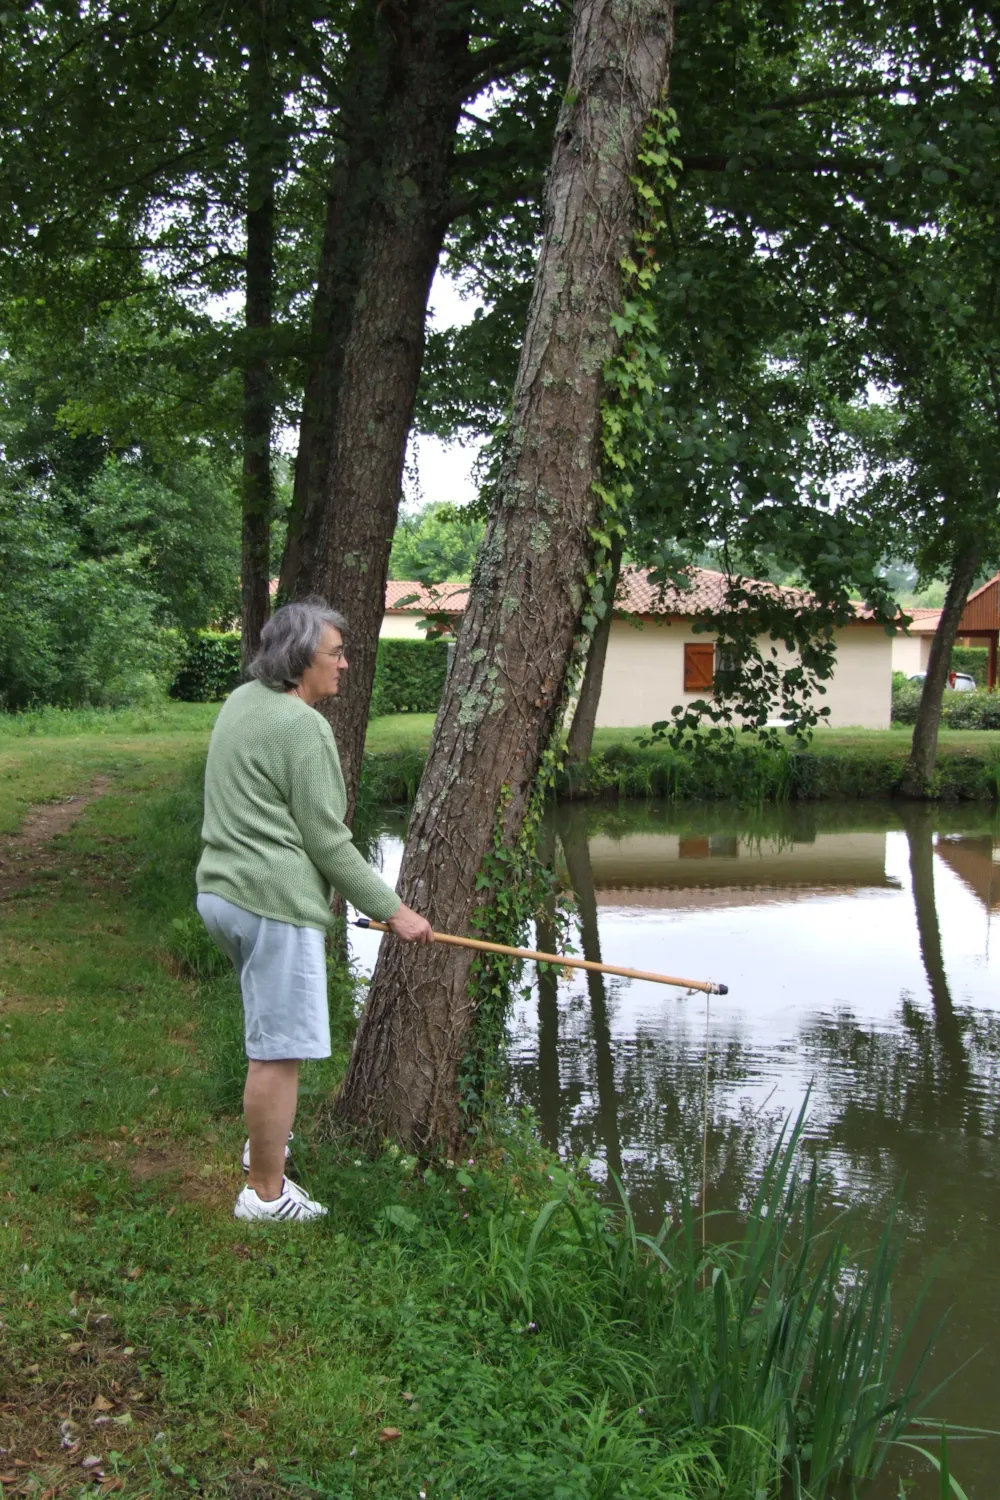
[514,802,1000,1235]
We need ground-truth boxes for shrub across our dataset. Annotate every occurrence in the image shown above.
[370,637,449,716]
[170,631,243,701]
[890,679,923,724]
[893,679,1000,730]
[942,687,1000,729]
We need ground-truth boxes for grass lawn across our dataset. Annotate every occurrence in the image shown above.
[0,705,220,835]
[0,708,967,1496]
[364,712,437,755]
[364,713,1000,762]
[0,720,736,1499]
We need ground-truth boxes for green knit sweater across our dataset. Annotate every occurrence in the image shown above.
[196,680,401,929]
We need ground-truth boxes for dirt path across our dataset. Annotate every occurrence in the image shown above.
[0,776,114,897]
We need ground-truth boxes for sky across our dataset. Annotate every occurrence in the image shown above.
[403,270,485,514]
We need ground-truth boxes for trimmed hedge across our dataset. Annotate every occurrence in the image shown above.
[370,637,449,716]
[171,631,242,702]
[170,630,450,711]
[893,682,1000,729]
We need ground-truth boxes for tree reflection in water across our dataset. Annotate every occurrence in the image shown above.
[519,801,1000,1229]
[513,800,1000,1489]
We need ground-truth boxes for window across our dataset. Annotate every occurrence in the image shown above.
[683,641,715,693]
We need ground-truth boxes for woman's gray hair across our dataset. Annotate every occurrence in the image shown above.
[247,596,348,691]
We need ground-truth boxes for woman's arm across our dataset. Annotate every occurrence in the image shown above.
[287,734,402,921]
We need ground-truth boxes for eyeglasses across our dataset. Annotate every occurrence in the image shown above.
[316,648,347,663]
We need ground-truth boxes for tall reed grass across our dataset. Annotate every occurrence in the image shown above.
[496,1107,950,1499]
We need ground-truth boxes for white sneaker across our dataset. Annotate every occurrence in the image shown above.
[242,1131,293,1173]
[234,1176,328,1222]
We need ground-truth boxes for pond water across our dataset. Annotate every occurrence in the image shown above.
[352,800,1000,1498]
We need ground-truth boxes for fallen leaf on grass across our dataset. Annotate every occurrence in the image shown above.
[0,1474,18,1486]
[101,1480,125,1493]
[125,1268,142,1281]
[377,1428,401,1443]
[91,1397,114,1413]
[66,1342,84,1355]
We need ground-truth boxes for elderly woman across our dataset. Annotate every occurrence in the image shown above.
[196,598,432,1222]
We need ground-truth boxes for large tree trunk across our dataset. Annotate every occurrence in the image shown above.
[336,0,674,1149]
[240,0,277,667]
[566,534,624,763]
[280,8,398,597]
[901,542,979,797]
[279,0,472,817]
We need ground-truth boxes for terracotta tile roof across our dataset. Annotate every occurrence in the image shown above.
[384,567,881,619]
[384,580,469,613]
[612,565,816,616]
[903,607,942,633]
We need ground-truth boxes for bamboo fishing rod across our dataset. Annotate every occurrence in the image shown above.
[353,918,728,995]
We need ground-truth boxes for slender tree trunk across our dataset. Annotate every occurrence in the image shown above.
[902,804,969,1099]
[279,0,472,819]
[240,0,276,667]
[335,0,674,1149]
[535,814,562,1151]
[566,534,624,763]
[559,812,623,1178]
[902,542,979,796]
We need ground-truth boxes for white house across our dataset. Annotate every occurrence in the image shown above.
[890,608,941,678]
[381,567,895,729]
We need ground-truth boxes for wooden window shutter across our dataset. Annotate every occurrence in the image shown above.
[684,642,715,692]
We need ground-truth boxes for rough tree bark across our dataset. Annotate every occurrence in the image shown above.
[279,0,473,817]
[902,541,980,797]
[280,6,398,597]
[240,0,277,666]
[335,0,674,1149]
[566,534,624,763]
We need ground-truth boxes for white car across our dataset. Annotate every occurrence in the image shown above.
[909,671,977,692]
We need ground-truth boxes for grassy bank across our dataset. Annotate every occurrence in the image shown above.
[0,725,949,1498]
[363,716,1000,804]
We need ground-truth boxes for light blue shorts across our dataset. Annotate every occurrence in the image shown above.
[196,893,331,1061]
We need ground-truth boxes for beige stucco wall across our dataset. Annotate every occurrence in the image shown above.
[891,632,933,677]
[378,612,428,640]
[594,618,893,730]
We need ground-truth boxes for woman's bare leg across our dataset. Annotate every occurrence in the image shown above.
[244,1059,299,1200]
